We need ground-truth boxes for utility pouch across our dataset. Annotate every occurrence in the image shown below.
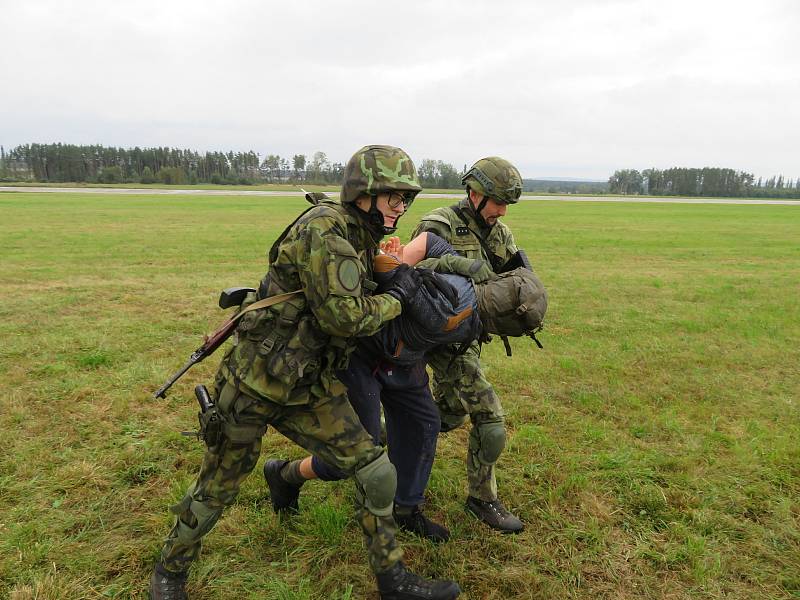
[260,315,327,386]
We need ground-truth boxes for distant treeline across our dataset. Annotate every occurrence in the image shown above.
[523,179,608,194]
[609,168,800,199]
[0,143,463,188]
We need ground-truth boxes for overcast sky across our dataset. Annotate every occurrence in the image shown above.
[1,0,797,180]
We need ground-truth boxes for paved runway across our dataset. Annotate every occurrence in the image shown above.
[1,186,798,205]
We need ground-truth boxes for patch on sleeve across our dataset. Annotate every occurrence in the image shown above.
[337,258,361,292]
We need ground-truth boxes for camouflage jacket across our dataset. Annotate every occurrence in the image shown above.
[411,197,518,271]
[221,199,401,404]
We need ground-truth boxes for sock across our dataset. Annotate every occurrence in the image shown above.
[279,460,307,487]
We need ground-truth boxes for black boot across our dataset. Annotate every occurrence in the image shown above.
[263,459,301,513]
[149,562,188,600]
[394,505,450,543]
[376,561,460,600]
[465,496,524,533]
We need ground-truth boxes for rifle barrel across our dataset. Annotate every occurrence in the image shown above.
[153,356,198,399]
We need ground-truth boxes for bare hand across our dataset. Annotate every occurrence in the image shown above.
[380,236,405,261]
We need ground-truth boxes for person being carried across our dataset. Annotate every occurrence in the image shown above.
[264,232,546,541]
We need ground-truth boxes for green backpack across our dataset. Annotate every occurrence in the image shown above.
[476,267,547,338]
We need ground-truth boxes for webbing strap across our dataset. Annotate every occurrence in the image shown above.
[230,290,302,324]
[450,205,504,271]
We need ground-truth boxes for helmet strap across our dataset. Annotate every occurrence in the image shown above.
[352,194,391,241]
[369,194,400,235]
[469,188,492,229]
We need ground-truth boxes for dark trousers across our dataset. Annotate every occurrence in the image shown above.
[311,349,440,507]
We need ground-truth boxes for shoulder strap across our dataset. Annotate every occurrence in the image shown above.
[450,205,504,271]
[268,206,317,264]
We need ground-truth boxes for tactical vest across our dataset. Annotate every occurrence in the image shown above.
[419,204,514,272]
[223,200,377,404]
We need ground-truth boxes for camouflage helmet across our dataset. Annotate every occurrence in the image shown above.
[475,268,547,337]
[461,157,523,204]
[341,145,422,205]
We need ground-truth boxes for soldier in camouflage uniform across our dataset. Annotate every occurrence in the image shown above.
[149,145,461,600]
[411,157,527,533]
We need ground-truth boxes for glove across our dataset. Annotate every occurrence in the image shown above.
[417,255,494,284]
[383,263,422,307]
[416,268,459,309]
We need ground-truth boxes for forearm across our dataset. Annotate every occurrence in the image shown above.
[398,232,429,266]
[312,293,401,338]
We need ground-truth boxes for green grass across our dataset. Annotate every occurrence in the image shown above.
[0,192,798,599]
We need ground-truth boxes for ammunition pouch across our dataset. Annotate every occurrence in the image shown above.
[238,292,331,388]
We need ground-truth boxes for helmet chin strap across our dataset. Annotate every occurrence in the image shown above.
[370,195,401,235]
[353,195,396,241]
[468,187,492,229]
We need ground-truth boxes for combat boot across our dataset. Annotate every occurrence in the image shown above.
[394,505,450,543]
[465,496,523,533]
[263,459,301,513]
[376,561,460,600]
[149,562,188,600]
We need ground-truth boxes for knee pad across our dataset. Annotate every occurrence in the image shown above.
[477,420,506,464]
[354,453,397,517]
[170,489,223,545]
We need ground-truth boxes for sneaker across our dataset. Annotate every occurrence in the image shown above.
[394,505,450,543]
[263,459,301,513]
[149,562,188,600]
[376,561,460,600]
[465,496,524,533]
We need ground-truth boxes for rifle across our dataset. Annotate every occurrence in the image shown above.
[497,249,532,274]
[152,286,301,399]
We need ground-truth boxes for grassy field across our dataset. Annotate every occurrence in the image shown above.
[0,192,798,599]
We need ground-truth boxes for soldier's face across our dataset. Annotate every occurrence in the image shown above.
[374,192,406,228]
[470,190,508,226]
[355,193,407,228]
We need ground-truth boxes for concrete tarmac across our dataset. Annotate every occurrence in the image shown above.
[1,186,798,205]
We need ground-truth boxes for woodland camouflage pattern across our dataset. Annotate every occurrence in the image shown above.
[340,144,422,204]
[159,197,406,575]
[221,199,401,403]
[412,196,519,501]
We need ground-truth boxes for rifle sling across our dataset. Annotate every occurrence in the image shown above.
[230,290,303,324]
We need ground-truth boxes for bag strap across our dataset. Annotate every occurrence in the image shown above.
[450,205,504,272]
[230,290,302,324]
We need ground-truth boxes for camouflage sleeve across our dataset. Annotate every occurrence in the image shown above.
[417,254,494,283]
[298,217,401,338]
[412,217,452,242]
[505,227,519,255]
[492,223,519,264]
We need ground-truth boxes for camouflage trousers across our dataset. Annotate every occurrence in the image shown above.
[428,343,505,502]
[159,371,403,575]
